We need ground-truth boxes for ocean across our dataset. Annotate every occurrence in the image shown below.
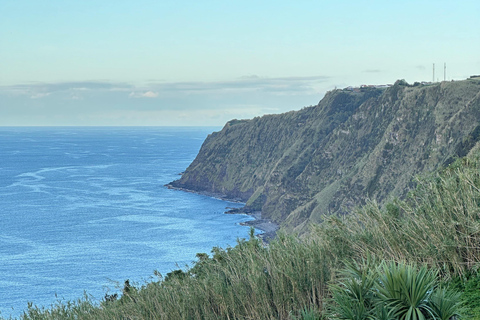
[0,127,253,318]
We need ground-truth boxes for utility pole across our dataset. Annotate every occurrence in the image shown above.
[433,63,435,83]
[444,63,446,81]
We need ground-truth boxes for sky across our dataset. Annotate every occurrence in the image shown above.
[1,0,479,126]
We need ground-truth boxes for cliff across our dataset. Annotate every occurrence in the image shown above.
[168,77,480,231]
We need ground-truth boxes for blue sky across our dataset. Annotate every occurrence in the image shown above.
[1,0,479,126]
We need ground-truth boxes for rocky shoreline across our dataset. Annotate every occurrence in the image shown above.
[240,212,279,242]
[165,183,279,242]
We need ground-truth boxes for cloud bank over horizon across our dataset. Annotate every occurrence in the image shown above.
[0,76,331,126]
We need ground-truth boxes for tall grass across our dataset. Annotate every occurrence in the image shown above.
[8,154,480,319]
[116,231,330,319]
[316,154,480,275]
[15,230,330,320]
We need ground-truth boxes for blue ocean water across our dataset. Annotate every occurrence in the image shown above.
[0,127,252,317]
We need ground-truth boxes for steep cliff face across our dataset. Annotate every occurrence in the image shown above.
[169,78,480,231]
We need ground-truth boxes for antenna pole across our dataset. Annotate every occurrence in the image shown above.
[444,63,446,81]
[433,63,435,83]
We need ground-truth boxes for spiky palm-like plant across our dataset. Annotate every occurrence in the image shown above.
[429,287,462,320]
[376,262,437,320]
[329,257,379,320]
[329,260,462,320]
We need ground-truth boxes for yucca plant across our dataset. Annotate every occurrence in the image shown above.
[429,287,462,320]
[291,306,323,320]
[376,262,438,320]
[328,257,379,320]
[329,260,462,320]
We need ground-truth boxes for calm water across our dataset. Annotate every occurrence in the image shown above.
[0,127,252,317]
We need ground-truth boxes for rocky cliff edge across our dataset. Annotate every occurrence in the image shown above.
[168,78,480,232]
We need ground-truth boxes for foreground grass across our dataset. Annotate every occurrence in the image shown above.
[10,231,329,319]
[6,153,480,319]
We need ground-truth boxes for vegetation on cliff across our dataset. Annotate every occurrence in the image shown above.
[169,78,480,232]
[10,152,480,319]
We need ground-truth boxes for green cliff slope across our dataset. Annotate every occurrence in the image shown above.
[169,78,480,231]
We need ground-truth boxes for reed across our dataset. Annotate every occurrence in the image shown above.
[316,154,480,276]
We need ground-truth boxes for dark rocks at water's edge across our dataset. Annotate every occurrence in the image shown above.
[225,208,280,243]
[169,77,480,233]
[165,183,279,241]
[165,183,236,202]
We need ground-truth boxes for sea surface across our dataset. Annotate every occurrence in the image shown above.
[0,127,252,318]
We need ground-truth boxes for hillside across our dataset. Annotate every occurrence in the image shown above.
[169,77,480,231]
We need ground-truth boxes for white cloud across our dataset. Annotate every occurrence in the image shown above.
[30,92,51,99]
[142,91,159,98]
[144,75,330,96]
[129,91,159,98]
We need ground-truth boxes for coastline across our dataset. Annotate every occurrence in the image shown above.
[236,211,279,242]
[165,183,279,242]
